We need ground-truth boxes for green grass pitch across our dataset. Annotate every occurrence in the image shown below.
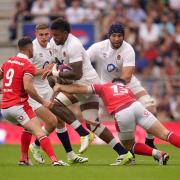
[0,144,180,180]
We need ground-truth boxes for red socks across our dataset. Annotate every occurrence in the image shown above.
[20,130,32,161]
[133,142,153,156]
[167,132,180,148]
[39,136,58,162]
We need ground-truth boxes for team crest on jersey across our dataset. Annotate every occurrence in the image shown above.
[117,54,121,60]
[39,53,43,57]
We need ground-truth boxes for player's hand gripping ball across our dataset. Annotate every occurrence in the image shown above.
[56,64,74,85]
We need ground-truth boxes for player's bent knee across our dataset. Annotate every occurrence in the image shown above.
[46,118,57,129]
[25,119,44,139]
[138,95,156,109]
[81,109,99,121]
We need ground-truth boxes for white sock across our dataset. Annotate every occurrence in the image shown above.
[152,149,161,159]
[108,138,119,148]
[56,127,67,133]
[32,142,39,148]
[70,120,81,129]
[67,151,75,159]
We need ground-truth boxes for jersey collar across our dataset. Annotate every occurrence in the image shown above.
[17,53,29,59]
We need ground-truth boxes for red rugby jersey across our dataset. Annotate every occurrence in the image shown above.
[92,82,136,114]
[0,53,35,108]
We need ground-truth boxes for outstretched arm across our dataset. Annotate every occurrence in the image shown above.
[53,83,93,94]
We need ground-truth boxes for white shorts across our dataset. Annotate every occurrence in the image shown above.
[28,88,53,111]
[1,103,36,126]
[114,101,157,141]
[99,76,154,121]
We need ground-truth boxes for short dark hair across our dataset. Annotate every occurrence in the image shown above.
[50,18,71,33]
[18,36,32,49]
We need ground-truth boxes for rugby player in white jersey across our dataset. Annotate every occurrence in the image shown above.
[23,24,89,164]
[43,18,132,165]
[86,23,157,150]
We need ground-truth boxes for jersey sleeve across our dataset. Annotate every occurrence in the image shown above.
[23,61,35,77]
[123,46,135,67]
[86,43,99,62]
[68,42,84,63]
[91,84,103,95]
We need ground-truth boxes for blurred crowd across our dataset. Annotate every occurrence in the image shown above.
[8,0,180,121]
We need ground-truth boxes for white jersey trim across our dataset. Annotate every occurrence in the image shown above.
[24,73,34,78]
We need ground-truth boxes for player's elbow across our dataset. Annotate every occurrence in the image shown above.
[24,83,32,93]
[125,77,131,84]
[121,76,132,84]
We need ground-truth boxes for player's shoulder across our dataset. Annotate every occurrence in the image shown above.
[49,38,56,47]
[67,34,83,47]
[88,39,109,51]
[32,38,38,47]
[32,38,41,53]
[121,41,134,52]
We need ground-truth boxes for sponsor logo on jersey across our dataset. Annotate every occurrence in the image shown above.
[39,53,43,57]
[107,63,118,72]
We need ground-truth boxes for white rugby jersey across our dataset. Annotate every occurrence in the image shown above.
[87,39,136,83]
[50,33,99,84]
[30,38,54,91]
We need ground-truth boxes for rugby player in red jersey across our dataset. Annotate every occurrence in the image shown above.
[0,37,68,166]
[53,79,180,165]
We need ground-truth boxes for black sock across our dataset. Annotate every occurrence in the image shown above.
[76,125,89,136]
[56,131,72,153]
[145,138,157,149]
[113,143,128,156]
[34,139,40,147]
